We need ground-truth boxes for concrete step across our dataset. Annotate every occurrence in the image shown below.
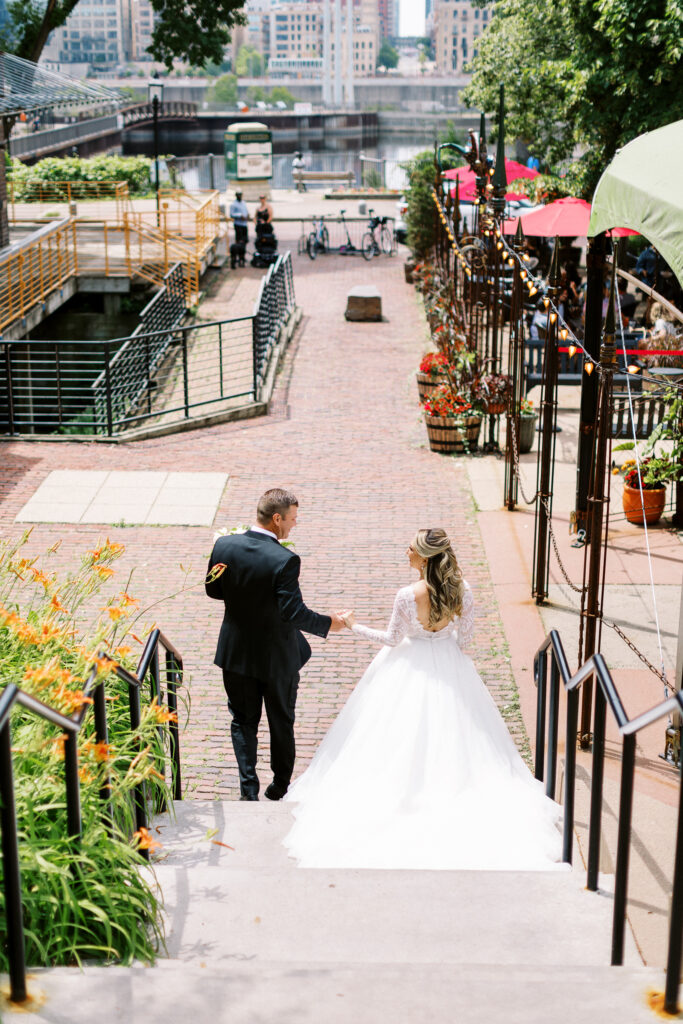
[8,962,668,1024]
[151,801,639,969]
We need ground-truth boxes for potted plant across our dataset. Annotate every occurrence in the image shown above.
[480,373,512,416]
[615,389,683,524]
[518,396,538,454]
[618,456,670,525]
[417,351,453,402]
[422,383,482,454]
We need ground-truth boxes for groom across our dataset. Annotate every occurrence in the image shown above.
[206,488,344,800]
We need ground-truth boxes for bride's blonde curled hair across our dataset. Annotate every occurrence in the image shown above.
[413,528,464,625]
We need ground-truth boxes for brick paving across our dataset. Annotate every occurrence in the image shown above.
[0,225,524,799]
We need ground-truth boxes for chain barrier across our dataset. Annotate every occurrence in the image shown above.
[507,415,539,506]
[602,617,673,693]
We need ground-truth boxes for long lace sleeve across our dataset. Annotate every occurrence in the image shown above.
[351,588,412,647]
[457,584,475,649]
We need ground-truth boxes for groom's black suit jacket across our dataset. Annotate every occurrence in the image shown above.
[206,530,331,684]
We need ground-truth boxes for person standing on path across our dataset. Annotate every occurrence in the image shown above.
[229,191,250,246]
[206,488,345,801]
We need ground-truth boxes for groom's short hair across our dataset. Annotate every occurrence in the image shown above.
[257,488,298,523]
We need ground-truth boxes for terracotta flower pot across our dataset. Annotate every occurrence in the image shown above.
[622,482,666,525]
[416,371,449,403]
[424,414,482,454]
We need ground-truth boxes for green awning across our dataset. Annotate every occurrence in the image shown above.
[589,119,683,288]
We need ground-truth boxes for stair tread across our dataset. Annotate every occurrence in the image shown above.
[15,963,665,1024]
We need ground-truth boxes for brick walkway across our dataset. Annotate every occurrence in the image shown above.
[0,229,524,799]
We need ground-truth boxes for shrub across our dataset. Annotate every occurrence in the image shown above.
[7,155,153,196]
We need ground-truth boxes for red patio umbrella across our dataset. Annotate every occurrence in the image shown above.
[443,159,540,183]
[502,197,637,237]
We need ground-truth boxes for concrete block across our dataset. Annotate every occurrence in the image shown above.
[345,286,382,322]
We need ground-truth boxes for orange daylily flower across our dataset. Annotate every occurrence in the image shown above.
[93,565,115,580]
[149,697,178,725]
[107,607,125,622]
[118,592,139,608]
[83,739,111,763]
[114,645,132,658]
[50,594,68,614]
[39,622,63,644]
[133,827,162,853]
[23,658,77,690]
[51,733,67,760]
[104,540,125,556]
[28,567,51,589]
[206,563,227,583]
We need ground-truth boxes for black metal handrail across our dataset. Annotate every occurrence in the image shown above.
[535,630,683,1012]
[0,629,183,1004]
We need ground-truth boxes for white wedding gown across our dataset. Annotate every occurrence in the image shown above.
[283,583,564,870]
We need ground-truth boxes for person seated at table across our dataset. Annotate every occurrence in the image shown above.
[617,277,638,326]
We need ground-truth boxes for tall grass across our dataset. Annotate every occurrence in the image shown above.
[0,532,178,968]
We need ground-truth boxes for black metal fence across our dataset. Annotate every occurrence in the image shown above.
[0,629,183,1004]
[535,630,683,1014]
[0,252,296,437]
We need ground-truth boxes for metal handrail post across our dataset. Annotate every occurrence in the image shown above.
[104,342,113,437]
[563,686,579,864]
[127,681,148,856]
[181,329,189,418]
[664,748,683,1013]
[92,681,112,823]
[534,649,547,781]
[165,649,183,801]
[0,711,28,1003]
[587,683,607,891]
[546,654,560,799]
[64,731,82,840]
[611,732,636,965]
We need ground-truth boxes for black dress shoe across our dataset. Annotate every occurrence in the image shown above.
[239,794,258,801]
[264,783,288,801]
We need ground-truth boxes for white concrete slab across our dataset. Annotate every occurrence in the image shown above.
[14,471,229,527]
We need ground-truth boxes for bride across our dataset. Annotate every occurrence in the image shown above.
[283,528,563,870]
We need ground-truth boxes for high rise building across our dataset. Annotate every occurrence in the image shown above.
[433,0,491,74]
[42,0,158,67]
[266,0,377,77]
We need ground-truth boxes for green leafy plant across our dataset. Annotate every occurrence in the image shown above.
[0,533,183,969]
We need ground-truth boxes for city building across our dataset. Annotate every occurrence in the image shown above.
[433,0,491,73]
[42,0,158,67]
[266,0,378,76]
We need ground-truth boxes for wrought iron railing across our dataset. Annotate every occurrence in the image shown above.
[535,630,683,1013]
[0,252,297,437]
[0,628,183,1004]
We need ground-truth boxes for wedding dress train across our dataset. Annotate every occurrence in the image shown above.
[283,584,563,870]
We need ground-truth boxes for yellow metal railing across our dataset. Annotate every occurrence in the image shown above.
[1,187,221,329]
[0,219,78,331]
[7,180,131,226]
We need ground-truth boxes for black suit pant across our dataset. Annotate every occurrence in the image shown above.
[222,669,299,798]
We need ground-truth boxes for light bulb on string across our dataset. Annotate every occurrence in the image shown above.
[543,297,550,308]
[568,345,577,358]
[585,362,594,376]
[549,312,557,323]
[560,328,568,341]
[628,364,641,374]
[529,286,538,295]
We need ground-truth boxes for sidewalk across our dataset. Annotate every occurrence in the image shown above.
[1,231,680,972]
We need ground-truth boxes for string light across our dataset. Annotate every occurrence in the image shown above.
[585,363,594,375]
[560,328,568,341]
[628,364,641,374]
[568,345,577,358]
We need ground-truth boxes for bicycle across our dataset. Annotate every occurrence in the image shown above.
[361,209,394,261]
[306,215,330,260]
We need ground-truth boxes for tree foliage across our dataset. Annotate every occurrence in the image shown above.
[235,44,265,77]
[2,0,247,69]
[208,73,239,106]
[463,0,683,196]
[377,40,399,68]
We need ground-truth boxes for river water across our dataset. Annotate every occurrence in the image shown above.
[171,138,427,192]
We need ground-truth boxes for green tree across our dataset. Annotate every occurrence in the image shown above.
[377,40,399,69]
[208,73,239,106]
[269,85,296,109]
[204,56,233,76]
[245,85,268,104]
[463,0,683,196]
[2,0,246,68]
[235,44,264,76]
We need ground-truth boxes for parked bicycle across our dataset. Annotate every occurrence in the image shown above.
[362,209,394,261]
[337,209,358,255]
[306,215,330,260]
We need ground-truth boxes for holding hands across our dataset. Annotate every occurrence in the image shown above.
[328,610,355,632]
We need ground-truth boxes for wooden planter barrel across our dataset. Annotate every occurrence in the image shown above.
[424,414,482,454]
[416,371,449,403]
[622,482,666,525]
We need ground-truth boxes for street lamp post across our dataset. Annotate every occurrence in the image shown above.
[148,75,164,227]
